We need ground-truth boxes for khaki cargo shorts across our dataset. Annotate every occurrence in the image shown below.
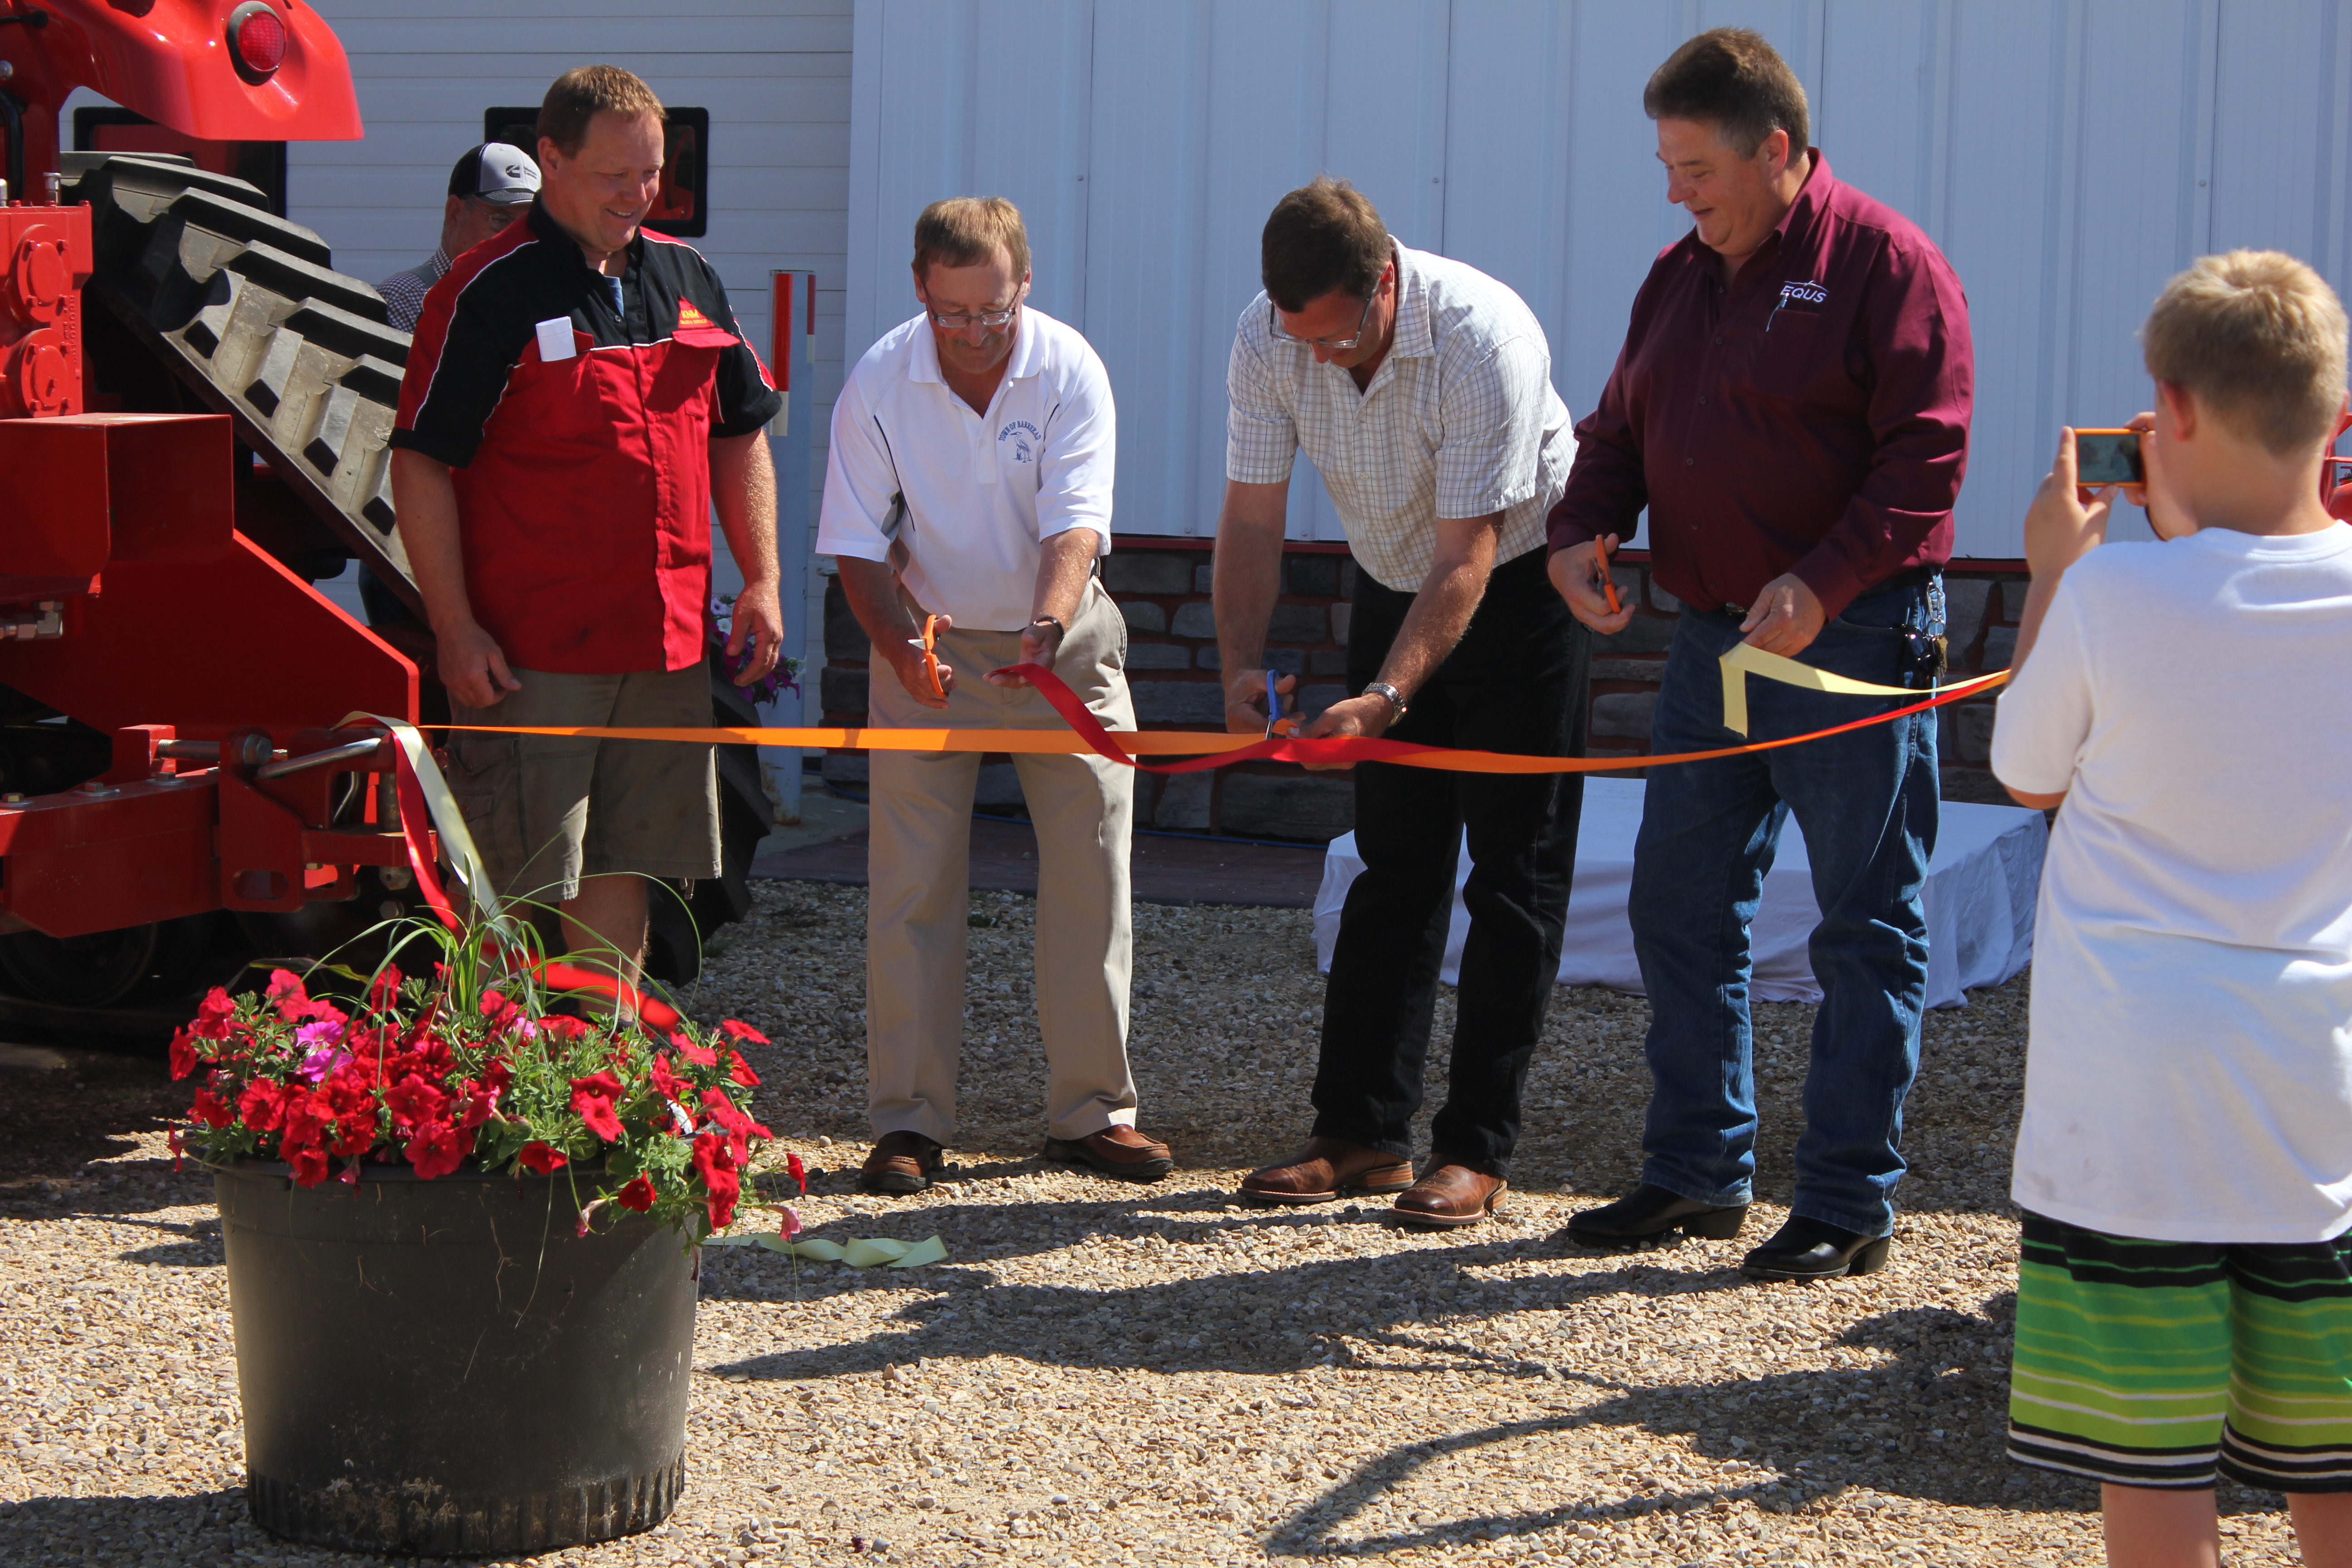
[445,662,718,906]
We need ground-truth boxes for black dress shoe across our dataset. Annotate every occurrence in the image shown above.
[1564,1183,1749,1251]
[1739,1216,1891,1282]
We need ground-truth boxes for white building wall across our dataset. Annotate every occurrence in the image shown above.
[848,0,2352,559]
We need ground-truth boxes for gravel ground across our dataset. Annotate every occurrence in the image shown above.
[0,879,2315,1566]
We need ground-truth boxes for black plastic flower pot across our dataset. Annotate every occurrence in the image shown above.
[213,1159,696,1556]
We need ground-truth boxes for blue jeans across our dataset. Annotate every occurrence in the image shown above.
[1627,585,1939,1237]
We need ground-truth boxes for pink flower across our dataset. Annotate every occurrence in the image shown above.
[777,1204,803,1241]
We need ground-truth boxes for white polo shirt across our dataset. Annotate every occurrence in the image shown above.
[818,306,1115,632]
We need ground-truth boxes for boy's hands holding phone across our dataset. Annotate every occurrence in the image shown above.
[2027,427,2125,581]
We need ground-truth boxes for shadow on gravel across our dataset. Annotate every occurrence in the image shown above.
[0,1489,250,1567]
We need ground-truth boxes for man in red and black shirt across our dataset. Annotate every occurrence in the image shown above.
[391,64,782,997]
[1546,31,1973,1280]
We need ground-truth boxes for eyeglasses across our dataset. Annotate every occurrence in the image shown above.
[1269,285,1377,350]
[469,197,526,231]
[925,281,1027,332]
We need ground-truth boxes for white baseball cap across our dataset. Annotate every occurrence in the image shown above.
[448,142,540,206]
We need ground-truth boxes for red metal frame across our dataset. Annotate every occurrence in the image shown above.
[0,8,418,949]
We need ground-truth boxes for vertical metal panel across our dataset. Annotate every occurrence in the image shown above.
[848,0,2352,558]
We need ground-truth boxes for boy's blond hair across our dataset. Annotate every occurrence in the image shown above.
[912,197,1029,287]
[2142,250,2348,457]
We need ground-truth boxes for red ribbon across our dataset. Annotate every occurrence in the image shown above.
[995,663,2007,775]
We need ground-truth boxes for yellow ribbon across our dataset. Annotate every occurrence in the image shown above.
[1716,644,2008,738]
[708,1231,950,1269]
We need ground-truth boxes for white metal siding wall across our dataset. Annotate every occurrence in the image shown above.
[286,0,853,701]
[848,0,2352,558]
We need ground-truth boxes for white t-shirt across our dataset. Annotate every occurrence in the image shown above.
[817,307,1114,632]
[1992,523,2352,1242]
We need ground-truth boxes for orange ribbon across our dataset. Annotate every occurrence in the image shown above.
[438,663,2006,776]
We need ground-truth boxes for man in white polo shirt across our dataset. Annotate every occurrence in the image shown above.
[818,196,1172,1195]
[1215,177,1588,1230]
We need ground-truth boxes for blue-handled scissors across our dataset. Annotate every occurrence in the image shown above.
[1264,669,1298,739]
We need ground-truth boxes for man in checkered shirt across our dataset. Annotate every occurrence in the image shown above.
[1215,176,1588,1230]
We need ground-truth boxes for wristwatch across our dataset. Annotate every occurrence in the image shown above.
[1362,680,1408,719]
[1028,615,1066,641]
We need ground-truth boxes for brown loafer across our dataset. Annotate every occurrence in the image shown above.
[1392,1159,1507,1230]
[1239,1136,1415,1205]
[1040,1125,1173,1183]
[858,1129,944,1195]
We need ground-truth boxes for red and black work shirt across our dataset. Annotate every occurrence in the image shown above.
[392,201,781,674]
[1547,152,1974,619]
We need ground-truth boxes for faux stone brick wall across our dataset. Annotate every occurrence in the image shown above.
[817,546,2029,836]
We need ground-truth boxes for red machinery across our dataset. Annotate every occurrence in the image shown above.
[0,1,425,1019]
[0,2,771,1022]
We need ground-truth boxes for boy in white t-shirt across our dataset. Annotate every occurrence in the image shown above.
[1993,250,2352,1566]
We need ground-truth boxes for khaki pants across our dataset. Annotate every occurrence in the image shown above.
[866,578,1137,1144]
[446,662,719,905]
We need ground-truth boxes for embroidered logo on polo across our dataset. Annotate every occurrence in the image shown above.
[1766,278,1828,333]
[677,299,718,331]
[998,419,1041,464]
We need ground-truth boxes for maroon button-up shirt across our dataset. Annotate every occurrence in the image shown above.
[1547,152,1973,620]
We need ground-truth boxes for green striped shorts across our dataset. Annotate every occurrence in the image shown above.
[2009,1210,2352,1491]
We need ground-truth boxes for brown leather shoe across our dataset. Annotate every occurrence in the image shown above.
[1239,1136,1416,1205]
[858,1130,944,1195]
[1392,1159,1507,1230]
[1039,1125,1173,1182]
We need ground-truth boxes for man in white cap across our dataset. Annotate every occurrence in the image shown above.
[377,142,541,334]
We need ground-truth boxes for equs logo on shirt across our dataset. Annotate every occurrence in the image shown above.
[677,298,718,331]
[1766,278,1828,333]
[998,419,1041,464]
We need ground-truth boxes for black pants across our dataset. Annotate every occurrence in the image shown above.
[1313,545,1589,1175]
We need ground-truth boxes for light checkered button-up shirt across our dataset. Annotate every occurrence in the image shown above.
[1226,244,1573,593]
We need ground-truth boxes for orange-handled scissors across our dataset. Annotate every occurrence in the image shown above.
[919,614,947,702]
[1597,536,1622,616]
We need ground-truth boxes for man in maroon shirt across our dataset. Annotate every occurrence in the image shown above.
[1546,29,1972,1281]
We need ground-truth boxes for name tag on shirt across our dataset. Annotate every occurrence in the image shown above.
[535,318,577,362]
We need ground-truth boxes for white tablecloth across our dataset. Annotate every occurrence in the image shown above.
[1313,777,2046,1009]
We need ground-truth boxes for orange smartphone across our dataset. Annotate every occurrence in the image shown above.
[2073,429,2143,498]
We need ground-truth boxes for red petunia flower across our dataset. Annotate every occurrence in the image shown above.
[569,1071,627,1142]
[189,1086,235,1128]
[539,1014,592,1043]
[367,963,403,1012]
[285,1143,330,1187]
[405,1118,469,1180]
[518,1141,568,1174]
[724,1049,760,1088]
[787,1149,807,1196]
[383,1073,450,1132]
[191,986,238,1041]
[692,1132,741,1229]
[238,1079,290,1132]
[615,1174,658,1212]
[453,1078,501,1131]
[700,1088,772,1145]
[718,1018,770,1046]
[648,1052,691,1103]
[168,1027,200,1081]
[671,1030,719,1068]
